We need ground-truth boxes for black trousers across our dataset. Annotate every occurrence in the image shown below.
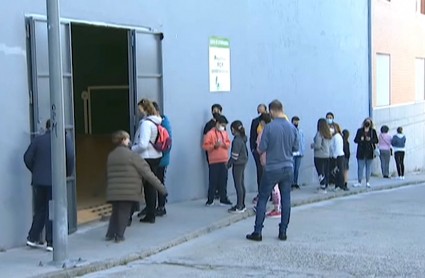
[208,163,228,201]
[328,157,336,184]
[314,157,329,185]
[252,151,263,191]
[28,186,53,243]
[335,156,346,188]
[157,166,167,208]
[144,158,161,218]
[394,151,405,177]
[106,201,133,238]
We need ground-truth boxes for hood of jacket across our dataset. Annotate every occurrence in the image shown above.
[396,133,405,138]
[142,115,162,125]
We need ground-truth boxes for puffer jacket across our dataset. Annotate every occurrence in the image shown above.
[106,145,167,203]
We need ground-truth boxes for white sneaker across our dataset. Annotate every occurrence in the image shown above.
[366,182,371,188]
[26,240,44,249]
[46,245,53,252]
[401,176,405,180]
[353,182,362,188]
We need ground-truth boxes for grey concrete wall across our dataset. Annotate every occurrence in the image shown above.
[373,102,425,176]
[0,0,369,248]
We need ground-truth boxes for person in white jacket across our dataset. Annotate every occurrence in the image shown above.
[132,99,163,223]
[329,123,349,191]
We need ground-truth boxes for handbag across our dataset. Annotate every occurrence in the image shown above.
[374,148,380,157]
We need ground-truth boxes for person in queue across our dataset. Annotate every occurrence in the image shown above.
[106,131,167,242]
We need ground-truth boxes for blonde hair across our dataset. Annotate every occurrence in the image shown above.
[333,123,342,135]
[138,99,156,116]
[112,130,130,145]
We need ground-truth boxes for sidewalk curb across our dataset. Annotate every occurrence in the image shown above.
[32,180,424,278]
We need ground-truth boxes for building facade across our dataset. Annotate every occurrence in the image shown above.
[0,0,369,249]
[373,0,425,175]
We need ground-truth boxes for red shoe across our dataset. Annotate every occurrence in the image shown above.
[266,209,281,218]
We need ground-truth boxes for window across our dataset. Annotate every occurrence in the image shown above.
[376,54,391,107]
[415,58,425,101]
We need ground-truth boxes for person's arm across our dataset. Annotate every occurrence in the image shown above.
[202,132,215,151]
[132,154,167,196]
[23,140,36,172]
[292,127,300,153]
[222,132,231,149]
[65,134,75,177]
[371,129,379,144]
[228,138,242,167]
[354,129,362,144]
[258,125,270,153]
[311,133,323,150]
[132,121,151,153]
[249,119,258,152]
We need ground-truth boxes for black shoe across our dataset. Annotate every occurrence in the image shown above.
[278,233,287,241]
[246,232,262,242]
[140,215,155,224]
[206,199,214,206]
[137,207,148,217]
[220,198,233,206]
[105,235,115,241]
[115,236,125,243]
[127,217,133,227]
[294,184,300,189]
[155,207,167,217]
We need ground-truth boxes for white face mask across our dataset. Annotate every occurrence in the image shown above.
[218,126,225,132]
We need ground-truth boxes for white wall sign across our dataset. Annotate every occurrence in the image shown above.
[209,37,231,92]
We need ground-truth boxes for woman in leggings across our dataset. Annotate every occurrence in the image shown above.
[311,118,332,193]
[392,127,406,180]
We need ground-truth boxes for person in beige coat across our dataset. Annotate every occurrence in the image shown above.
[106,131,167,242]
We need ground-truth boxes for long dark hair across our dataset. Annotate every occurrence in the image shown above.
[231,120,246,137]
[317,118,332,139]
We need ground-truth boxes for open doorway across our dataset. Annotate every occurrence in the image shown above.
[71,23,130,224]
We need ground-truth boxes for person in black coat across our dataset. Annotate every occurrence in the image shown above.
[249,104,267,202]
[353,118,378,188]
[24,119,75,251]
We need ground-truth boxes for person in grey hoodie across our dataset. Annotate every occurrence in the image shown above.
[392,127,406,179]
[311,118,332,192]
[132,99,163,224]
[227,120,248,213]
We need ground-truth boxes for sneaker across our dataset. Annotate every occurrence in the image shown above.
[266,209,281,218]
[319,189,327,194]
[401,176,405,180]
[205,199,214,206]
[342,186,350,191]
[246,232,262,242]
[26,239,44,248]
[155,207,167,217]
[105,235,115,241]
[228,206,245,214]
[318,175,325,183]
[140,215,155,224]
[252,196,258,205]
[366,182,371,188]
[115,236,125,243]
[46,243,53,252]
[353,182,362,188]
[220,199,233,206]
[278,232,288,241]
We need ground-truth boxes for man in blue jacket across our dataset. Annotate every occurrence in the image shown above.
[24,119,75,251]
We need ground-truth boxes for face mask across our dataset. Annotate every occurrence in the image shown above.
[212,112,220,119]
[365,122,371,128]
[327,119,333,124]
[217,126,225,132]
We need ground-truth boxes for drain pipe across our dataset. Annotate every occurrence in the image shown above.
[367,0,373,118]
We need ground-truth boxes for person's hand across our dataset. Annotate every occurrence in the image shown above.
[361,136,364,141]
[214,140,221,149]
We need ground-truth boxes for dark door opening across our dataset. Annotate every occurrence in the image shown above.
[70,23,130,224]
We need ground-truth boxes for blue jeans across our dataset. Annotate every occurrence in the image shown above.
[357,159,373,182]
[254,167,293,234]
[293,156,302,185]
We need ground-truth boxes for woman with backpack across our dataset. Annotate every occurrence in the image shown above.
[132,99,163,224]
[353,118,378,188]
[392,127,406,180]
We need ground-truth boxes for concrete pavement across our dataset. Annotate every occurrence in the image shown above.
[82,184,425,278]
[2,174,425,278]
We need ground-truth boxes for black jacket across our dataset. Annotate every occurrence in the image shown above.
[249,116,261,152]
[354,128,378,160]
[24,131,75,186]
[343,139,350,160]
[203,119,216,135]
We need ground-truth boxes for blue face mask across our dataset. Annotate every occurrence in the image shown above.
[327,119,333,124]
